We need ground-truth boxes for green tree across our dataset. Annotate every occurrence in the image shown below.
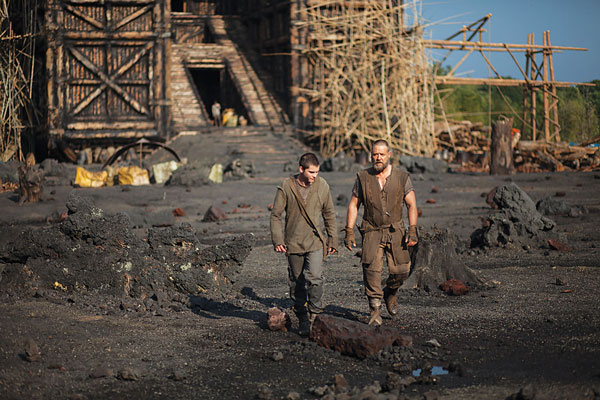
[558,85,599,143]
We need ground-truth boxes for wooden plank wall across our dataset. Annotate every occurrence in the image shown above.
[45,0,171,141]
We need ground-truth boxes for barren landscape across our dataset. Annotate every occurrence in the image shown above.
[1,127,599,400]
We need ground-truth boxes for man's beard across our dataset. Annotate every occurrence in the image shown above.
[373,160,388,172]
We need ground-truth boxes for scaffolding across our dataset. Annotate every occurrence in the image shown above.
[298,0,436,157]
[427,16,591,143]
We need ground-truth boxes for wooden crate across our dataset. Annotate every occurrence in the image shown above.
[45,0,171,141]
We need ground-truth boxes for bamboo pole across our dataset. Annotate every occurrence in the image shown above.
[543,31,550,142]
[546,31,560,142]
[531,33,537,141]
[301,0,435,157]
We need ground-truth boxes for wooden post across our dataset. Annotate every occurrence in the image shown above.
[521,33,531,139]
[546,31,560,142]
[490,118,515,175]
[530,33,537,141]
[543,31,550,142]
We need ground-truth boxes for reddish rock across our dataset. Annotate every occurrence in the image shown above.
[486,187,499,209]
[309,314,412,358]
[89,368,114,379]
[426,198,436,204]
[172,208,185,217]
[267,307,291,332]
[202,206,227,222]
[24,338,41,362]
[548,239,571,252]
[333,374,348,392]
[439,279,470,296]
[431,187,439,193]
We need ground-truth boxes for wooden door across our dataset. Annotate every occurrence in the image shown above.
[46,0,171,140]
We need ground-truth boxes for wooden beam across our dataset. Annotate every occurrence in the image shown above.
[64,32,156,40]
[64,4,104,30]
[68,43,154,116]
[66,121,155,130]
[425,39,588,52]
[434,76,592,87]
[114,5,153,31]
[543,31,550,141]
[547,31,561,141]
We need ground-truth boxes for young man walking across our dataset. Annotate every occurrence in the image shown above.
[344,140,418,326]
[270,153,337,336]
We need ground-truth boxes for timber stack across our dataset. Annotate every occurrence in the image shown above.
[434,120,600,172]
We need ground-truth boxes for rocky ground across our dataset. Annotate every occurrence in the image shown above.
[1,126,599,400]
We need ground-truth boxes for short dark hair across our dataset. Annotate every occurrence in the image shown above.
[372,139,390,152]
[299,152,320,169]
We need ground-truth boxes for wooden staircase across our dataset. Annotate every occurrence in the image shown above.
[169,14,289,133]
[170,44,212,131]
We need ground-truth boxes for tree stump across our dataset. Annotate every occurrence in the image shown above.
[401,229,484,292]
[18,153,43,205]
[490,118,515,175]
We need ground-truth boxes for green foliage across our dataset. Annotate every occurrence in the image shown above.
[557,85,599,143]
[436,73,600,143]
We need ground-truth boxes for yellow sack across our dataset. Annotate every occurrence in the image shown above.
[222,108,235,126]
[75,167,108,188]
[117,166,150,186]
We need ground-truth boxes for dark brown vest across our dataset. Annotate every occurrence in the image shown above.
[357,166,410,265]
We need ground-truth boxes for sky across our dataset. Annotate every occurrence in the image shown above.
[420,0,599,83]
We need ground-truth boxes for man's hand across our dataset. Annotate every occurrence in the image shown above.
[405,225,418,247]
[274,244,287,253]
[344,227,356,250]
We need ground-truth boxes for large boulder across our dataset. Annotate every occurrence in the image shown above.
[310,314,413,358]
[536,196,586,217]
[471,183,559,248]
[398,156,448,174]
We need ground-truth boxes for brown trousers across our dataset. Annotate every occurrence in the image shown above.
[362,240,410,300]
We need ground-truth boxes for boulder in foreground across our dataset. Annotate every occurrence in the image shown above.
[310,314,412,358]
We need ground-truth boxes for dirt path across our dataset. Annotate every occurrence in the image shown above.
[1,127,599,399]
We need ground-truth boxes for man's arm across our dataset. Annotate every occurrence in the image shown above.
[344,195,360,250]
[322,188,338,254]
[270,187,287,253]
[404,190,418,246]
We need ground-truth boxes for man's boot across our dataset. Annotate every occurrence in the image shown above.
[368,298,383,326]
[383,286,399,317]
[297,312,310,337]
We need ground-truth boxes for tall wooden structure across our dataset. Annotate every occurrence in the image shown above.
[45,0,172,141]
[428,17,591,143]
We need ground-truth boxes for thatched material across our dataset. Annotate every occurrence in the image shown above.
[299,0,435,157]
[0,0,37,162]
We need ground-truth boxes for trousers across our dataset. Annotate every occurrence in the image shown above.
[362,239,410,300]
[287,249,324,314]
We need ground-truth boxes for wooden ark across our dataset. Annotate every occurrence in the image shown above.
[45,0,172,142]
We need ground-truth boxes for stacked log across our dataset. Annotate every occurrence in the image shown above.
[515,141,600,172]
[434,119,600,172]
[434,120,491,170]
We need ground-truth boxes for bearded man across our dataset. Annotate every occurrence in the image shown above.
[270,153,338,336]
[344,140,418,326]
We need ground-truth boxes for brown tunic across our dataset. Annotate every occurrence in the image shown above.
[270,175,338,258]
[356,166,411,265]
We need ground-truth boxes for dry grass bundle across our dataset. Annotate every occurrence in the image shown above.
[0,0,36,162]
[300,0,435,157]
